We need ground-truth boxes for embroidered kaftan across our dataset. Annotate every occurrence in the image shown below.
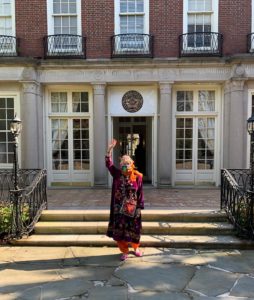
[105,155,144,243]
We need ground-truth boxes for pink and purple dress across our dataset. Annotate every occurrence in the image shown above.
[105,156,144,243]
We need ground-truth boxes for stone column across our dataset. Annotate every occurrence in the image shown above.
[92,83,107,186]
[158,82,173,186]
[20,81,43,168]
[223,79,246,168]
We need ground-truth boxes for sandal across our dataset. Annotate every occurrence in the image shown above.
[120,253,128,261]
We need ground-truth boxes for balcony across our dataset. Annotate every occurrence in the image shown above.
[43,34,86,58]
[111,34,153,58]
[0,35,19,57]
[179,32,223,57]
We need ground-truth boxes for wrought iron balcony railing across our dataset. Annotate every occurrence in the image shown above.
[111,34,153,58]
[247,33,254,53]
[43,34,86,58]
[179,32,223,57]
[0,35,19,57]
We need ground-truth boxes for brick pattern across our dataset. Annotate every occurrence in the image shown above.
[47,188,220,209]
[16,0,47,58]
[219,0,251,55]
[82,0,114,59]
[13,0,253,59]
[150,0,183,57]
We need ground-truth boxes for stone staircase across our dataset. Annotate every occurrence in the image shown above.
[11,209,254,249]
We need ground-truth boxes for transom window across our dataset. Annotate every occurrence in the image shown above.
[177,90,215,112]
[50,91,89,113]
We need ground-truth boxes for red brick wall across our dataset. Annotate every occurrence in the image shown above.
[16,0,47,58]
[219,0,251,56]
[82,0,114,59]
[13,0,253,59]
[150,0,183,57]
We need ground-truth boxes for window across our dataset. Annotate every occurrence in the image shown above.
[114,0,149,51]
[119,0,145,34]
[183,0,218,48]
[0,0,16,53]
[0,0,13,36]
[47,0,81,51]
[49,90,91,172]
[0,97,15,165]
[174,88,218,175]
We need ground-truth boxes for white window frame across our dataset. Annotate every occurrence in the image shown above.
[0,92,20,169]
[172,85,221,186]
[114,0,149,35]
[0,0,16,53]
[44,85,94,186]
[46,0,82,53]
[183,0,218,51]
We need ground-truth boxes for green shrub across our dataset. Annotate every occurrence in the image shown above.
[0,202,30,236]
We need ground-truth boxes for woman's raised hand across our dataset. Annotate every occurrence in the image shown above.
[107,139,117,156]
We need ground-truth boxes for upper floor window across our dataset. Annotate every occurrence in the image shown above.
[0,0,15,36]
[47,0,81,36]
[115,0,149,34]
[183,0,218,34]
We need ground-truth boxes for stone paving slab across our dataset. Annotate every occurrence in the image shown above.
[1,246,254,300]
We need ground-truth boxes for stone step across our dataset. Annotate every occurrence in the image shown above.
[40,209,227,222]
[34,221,234,235]
[11,234,254,249]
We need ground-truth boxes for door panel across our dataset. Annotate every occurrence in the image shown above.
[175,116,216,184]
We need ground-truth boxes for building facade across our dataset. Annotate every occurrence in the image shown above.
[0,0,253,187]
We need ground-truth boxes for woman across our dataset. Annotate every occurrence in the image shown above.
[105,139,144,261]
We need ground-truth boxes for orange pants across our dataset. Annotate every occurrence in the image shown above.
[116,240,140,254]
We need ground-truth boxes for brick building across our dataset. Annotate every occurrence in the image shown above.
[0,0,253,187]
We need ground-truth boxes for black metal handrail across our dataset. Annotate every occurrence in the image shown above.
[247,33,254,53]
[111,33,153,58]
[43,34,86,58]
[0,169,47,240]
[221,169,254,239]
[0,35,19,56]
[179,32,223,57]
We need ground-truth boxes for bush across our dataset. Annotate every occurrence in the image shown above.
[0,202,30,237]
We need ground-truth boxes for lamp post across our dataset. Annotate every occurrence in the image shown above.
[10,115,22,190]
[9,115,22,236]
[248,115,254,192]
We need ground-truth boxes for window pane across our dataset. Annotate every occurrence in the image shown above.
[177,91,193,112]
[51,118,69,170]
[176,118,193,170]
[198,91,215,112]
